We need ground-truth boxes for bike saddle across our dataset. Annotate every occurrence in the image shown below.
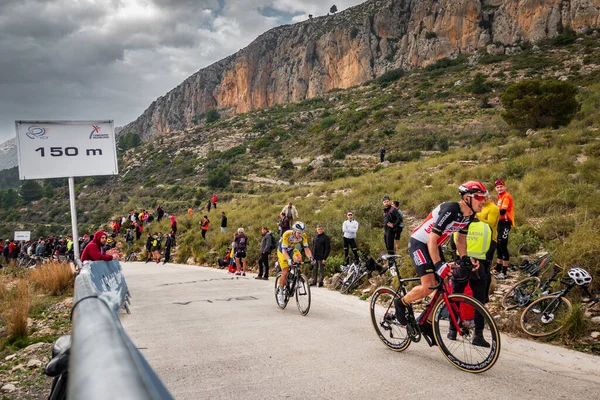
[51,335,71,358]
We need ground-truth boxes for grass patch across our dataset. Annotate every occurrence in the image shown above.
[29,263,75,296]
[0,280,32,339]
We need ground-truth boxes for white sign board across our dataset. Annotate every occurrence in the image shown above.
[15,120,119,180]
[14,231,31,241]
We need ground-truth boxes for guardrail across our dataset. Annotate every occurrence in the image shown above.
[69,260,174,400]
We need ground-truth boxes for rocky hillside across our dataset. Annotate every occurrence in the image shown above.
[0,138,17,171]
[122,0,600,139]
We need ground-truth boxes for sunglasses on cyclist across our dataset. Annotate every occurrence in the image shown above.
[468,194,487,202]
[347,213,353,217]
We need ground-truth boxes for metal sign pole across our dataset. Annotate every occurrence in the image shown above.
[68,177,80,262]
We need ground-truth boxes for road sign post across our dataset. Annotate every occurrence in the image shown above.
[15,120,119,263]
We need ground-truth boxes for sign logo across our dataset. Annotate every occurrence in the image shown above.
[26,126,48,140]
[89,125,109,139]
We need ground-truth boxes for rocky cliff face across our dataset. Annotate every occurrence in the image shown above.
[124,0,600,138]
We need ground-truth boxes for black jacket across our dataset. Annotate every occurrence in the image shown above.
[221,216,227,228]
[383,206,404,231]
[312,233,331,261]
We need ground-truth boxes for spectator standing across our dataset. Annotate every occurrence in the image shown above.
[392,200,405,253]
[256,226,273,280]
[380,146,385,163]
[80,230,118,262]
[135,223,143,240]
[220,212,227,233]
[278,212,291,236]
[342,211,359,264]
[170,215,177,235]
[125,230,134,248]
[494,179,514,279]
[163,233,175,264]
[2,240,8,264]
[383,196,403,255]
[156,206,165,222]
[311,225,331,287]
[200,216,210,240]
[477,192,500,302]
[234,228,248,276]
[281,202,298,221]
[187,207,194,216]
[145,234,153,263]
[151,233,162,264]
[212,193,218,209]
[207,198,212,212]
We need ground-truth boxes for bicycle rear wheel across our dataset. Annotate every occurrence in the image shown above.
[295,274,311,315]
[502,277,540,310]
[370,287,411,352]
[274,272,289,310]
[520,295,572,337]
[432,294,500,373]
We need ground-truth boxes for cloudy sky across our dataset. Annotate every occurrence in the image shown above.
[0,0,365,144]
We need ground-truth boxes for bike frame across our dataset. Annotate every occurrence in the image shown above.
[390,273,464,342]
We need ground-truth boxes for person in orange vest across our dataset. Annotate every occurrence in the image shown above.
[187,207,194,216]
[494,179,514,280]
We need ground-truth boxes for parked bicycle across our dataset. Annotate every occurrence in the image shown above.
[335,254,388,294]
[125,251,139,262]
[274,261,312,315]
[370,259,501,373]
[520,267,598,337]
[502,264,562,310]
[518,253,551,277]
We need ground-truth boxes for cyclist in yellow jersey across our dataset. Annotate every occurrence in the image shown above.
[276,221,315,306]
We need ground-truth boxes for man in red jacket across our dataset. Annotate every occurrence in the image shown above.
[81,230,117,262]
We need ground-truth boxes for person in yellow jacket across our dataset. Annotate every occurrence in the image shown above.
[477,192,500,301]
[449,219,493,346]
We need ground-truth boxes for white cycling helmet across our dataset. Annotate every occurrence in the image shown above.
[567,267,592,286]
[292,221,306,234]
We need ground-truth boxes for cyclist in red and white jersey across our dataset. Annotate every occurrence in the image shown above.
[395,181,488,337]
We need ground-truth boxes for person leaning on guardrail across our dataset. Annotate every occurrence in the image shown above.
[81,230,118,262]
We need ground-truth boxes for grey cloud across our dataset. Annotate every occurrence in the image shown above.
[0,0,364,144]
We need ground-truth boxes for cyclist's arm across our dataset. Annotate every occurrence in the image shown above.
[304,247,313,260]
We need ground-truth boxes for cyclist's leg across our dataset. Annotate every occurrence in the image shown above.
[277,251,289,288]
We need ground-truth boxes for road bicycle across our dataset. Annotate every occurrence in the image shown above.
[502,264,562,310]
[519,253,551,277]
[274,261,312,315]
[370,258,501,373]
[125,251,140,262]
[336,254,388,294]
[520,267,599,337]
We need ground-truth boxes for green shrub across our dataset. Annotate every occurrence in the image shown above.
[205,109,220,123]
[500,80,580,131]
[206,168,230,188]
[376,69,404,84]
[320,117,336,130]
[468,73,491,94]
[332,147,346,160]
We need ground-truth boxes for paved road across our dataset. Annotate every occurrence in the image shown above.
[120,262,600,400]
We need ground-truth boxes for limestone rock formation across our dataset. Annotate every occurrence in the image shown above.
[123,0,600,138]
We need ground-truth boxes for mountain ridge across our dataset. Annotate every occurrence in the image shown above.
[121,0,600,139]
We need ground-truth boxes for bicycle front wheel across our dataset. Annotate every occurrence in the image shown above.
[274,272,289,310]
[295,274,311,315]
[433,294,501,373]
[520,295,572,337]
[370,287,411,352]
[502,277,541,310]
